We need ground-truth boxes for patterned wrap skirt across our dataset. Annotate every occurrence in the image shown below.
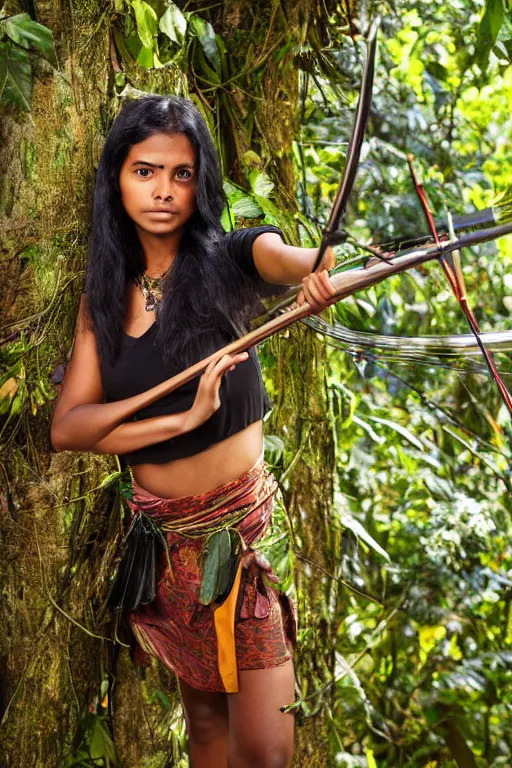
[126,456,297,693]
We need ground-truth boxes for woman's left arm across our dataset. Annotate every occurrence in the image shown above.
[252,233,335,285]
[252,232,337,312]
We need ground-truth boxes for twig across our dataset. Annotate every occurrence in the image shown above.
[32,517,114,643]
[281,596,406,714]
[294,551,383,605]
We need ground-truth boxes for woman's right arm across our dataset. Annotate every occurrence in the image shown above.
[89,353,246,454]
[50,297,247,453]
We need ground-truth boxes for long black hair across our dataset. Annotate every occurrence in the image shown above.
[85,95,257,367]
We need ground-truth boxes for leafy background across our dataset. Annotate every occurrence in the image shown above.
[286,1,512,765]
[1,0,512,766]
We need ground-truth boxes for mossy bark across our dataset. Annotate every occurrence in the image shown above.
[0,0,113,761]
[216,4,337,761]
[0,3,179,766]
[0,1,337,765]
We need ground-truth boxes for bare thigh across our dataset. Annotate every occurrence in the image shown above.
[227,659,296,768]
[179,678,229,768]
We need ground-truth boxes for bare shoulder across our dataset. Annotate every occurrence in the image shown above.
[52,294,105,422]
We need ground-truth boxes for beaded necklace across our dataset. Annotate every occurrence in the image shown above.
[134,266,171,312]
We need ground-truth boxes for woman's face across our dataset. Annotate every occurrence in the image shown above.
[118,131,197,238]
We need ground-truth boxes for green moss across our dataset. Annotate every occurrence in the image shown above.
[19,244,39,264]
[0,170,15,216]
[70,0,104,25]
[20,139,38,181]
[52,128,73,169]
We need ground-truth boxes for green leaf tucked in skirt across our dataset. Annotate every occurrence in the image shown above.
[199,529,242,607]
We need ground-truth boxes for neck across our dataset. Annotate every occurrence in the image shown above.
[136,225,184,276]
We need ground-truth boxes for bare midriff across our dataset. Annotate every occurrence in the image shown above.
[130,420,264,499]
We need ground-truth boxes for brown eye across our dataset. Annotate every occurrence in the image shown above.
[136,168,152,177]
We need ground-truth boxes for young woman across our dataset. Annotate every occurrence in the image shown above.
[51,95,336,768]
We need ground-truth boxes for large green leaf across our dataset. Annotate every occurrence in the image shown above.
[220,206,233,231]
[231,194,263,218]
[476,0,505,67]
[199,529,239,605]
[339,508,391,562]
[253,195,283,227]
[226,183,263,218]
[89,716,117,764]
[136,45,154,68]
[159,3,187,45]
[264,434,286,463]
[367,415,425,452]
[1,13,57,67]
[0,43,32,111]
[131,0,158,50]
[189,14,221,74]
[195,45,220,83]
[199,529,227,605]
[249,170,275,199]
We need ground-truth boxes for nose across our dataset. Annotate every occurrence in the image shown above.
[153,176,173,201]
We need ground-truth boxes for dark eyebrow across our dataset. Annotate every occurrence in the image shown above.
[131,160,164,169]
[131,160,195,169]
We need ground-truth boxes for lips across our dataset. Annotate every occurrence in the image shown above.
[146,208,179,214]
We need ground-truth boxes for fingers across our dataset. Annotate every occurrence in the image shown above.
[297,270,337,311]
[204,352,248,378]
[215,352,248,374]
[188,352,250,432]
[298,272,336,310]
[198,353,248,413]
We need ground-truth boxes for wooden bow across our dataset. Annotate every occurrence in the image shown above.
[141,221,512,409]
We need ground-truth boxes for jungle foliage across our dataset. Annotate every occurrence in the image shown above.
[286,1,512,765]
[1,0,512,766]
[0,10,57,110]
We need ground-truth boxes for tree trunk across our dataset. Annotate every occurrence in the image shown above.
[1,2,114,765]
[0,1,336,765]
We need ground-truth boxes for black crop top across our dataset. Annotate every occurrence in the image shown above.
[99,226,285,467]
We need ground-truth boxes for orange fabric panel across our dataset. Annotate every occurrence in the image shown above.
[213,559,244,693]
